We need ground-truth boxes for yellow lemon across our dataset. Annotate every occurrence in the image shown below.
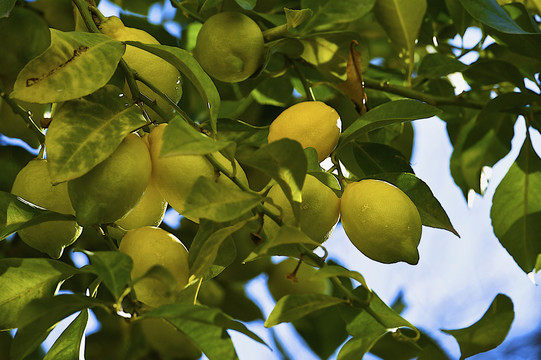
[11,159,82,258]
[99,16,182,118]
[140,318,201,360]
[193,12,265,83]
[267,101,341,162]
[148,123,247,221]
[68,133,151,227]
[267,258,330,301]
[264,174,340,243]
[340,179,422,265]
[119,226,190,307]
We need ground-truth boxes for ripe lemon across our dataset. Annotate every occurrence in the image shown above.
[11,159,82,258]
[99,16,182,117]
[140,318,201,359]
[193,11,265,83]
[267,101,341,162]
[148,123,247,221]
[267,258,330,301]
[340,179,422,265]
[68,133,151,226]
[119,226,190,307]
[264,174,340,243]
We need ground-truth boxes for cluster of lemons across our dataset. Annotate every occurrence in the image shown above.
[8,10,423,356]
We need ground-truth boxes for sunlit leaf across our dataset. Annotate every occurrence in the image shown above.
[82,250,133,300]
[43,310,89,360]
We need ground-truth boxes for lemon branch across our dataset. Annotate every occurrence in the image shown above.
[289,59,316,101]
[169,0,204,23]
[0,85,45,145]
[72,0,101,33]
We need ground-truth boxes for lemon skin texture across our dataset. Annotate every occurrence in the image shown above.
[11,159,82,258]
[264,174,340,243]
[148,123,248,221]
[68,133,151,227]
[140,318,201,359]
[267,258,330,301]
[268,101,341,162]
[99,16,182,117]
[119,226,190,307]
[340,179,422,265]
[193,12,265,83]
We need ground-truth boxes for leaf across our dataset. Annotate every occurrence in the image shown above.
[11,29,125,103]
[43,310,89,360]
[0,0,16,18]
[339,99,441,150]
[82,250,133,300]
[338,332,388,360]
[373,172,459,236]
[314,265,370,291]
[265,293,346,327]
[11,294,104,360]
[301,0,375,32]
[284,8,313,29]
[458,0,539,34]
[45,85,146,184]
[0,258,77,330]
[463,59,525,90]
[418,53,468,78]
[442,294,514,359]
[337,41,367,114]
[161,116,234,156]
[243,139,307,222]
[234,0,256,10]
[143,303,268,360]
[491,136,541,273]
[251,225,322,260]
[374,0,427,77]
[0,191,75,241]
[536,253,541,272]
[445,0,473,36]
[251,76,294,107]
[125,42,220,134]
[183,177,262,222]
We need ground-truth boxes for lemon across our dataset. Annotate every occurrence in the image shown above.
[0,97,45,149]
[11,159,82,258]
[193,11,265,83]
[267,258,330,301]
[264,174,340,243]
[68,133,151,227]
[148,123,248,221]
[99,16,182,118]
[340,179,422,265]
[119,226,190,307]
[140,318,201,359]
[267,101,341,162]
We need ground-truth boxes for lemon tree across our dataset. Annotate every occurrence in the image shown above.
[0,1,537,359]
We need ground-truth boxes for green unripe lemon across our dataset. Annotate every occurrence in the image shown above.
[99,16,182,117]
[264,174,340,243]
[268,101,341,162]
[119,226,190,307]
[68,133,151,227]
[193,12,265,83]
[11,159,82,258]
[140,318,201,359]
[148,123,247,221]
[340,179,422,265]
[267,258,330,301]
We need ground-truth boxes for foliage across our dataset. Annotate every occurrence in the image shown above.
[1,0,540,359]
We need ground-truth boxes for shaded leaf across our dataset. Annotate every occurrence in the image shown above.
[45,85,146,183]
[445,0,473,36]
[284,8,313,29]
[302,0,375,32]
[464,59,525,90]
[251,225,321,260]
[0,0,16,18]
[43,310,89,360]
[442,294,514,359]
[82,250,133,300]
[337,329,387,360]
[418,53,468,78]
[234,0,256,10]
[491,136,541,273]
[11,29,125,103]
[337,40,367,114]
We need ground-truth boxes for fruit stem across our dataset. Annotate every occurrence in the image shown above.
[289,59,316,101]
[0,86,45,145]
[94,225,119,251]
[169,0,204,23]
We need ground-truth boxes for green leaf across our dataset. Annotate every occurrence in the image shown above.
[313,265,369,291]
[0,0,16,18]
[374,0,427,75]
[82,250,133,300]
[442,294,514,359]
[445,0,473,36]
[252,76,294,107]
[43,310,89,360]
[45,85,146,184]
[11,29,125,103]
[161,116,234,156]
[372,172,459,236]
[338,333,387,360]
[458,0,539,34]
[265,293,346,327]
[491,136,541,273]
[0,258,77,330]
[284,8,313,28]
[536,253,541,272]
[418,53,468,78]
[183,177,262,222]
[124,42,220,134]
[464,59,525,90]
[234,0,256,10]
[243,139,307,222]
[11,294,104,360]
[339,99,441,149]
[0,191,75,241]
[0,146,34,193]
[301,0,375,32]
[252,225,322,260]
[143,303,268,360]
